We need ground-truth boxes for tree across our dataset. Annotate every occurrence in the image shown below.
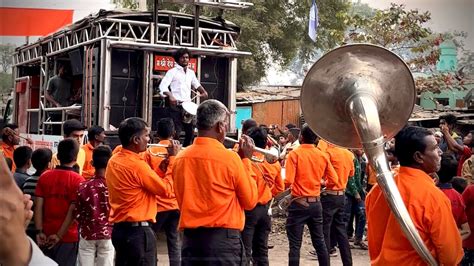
[140,0,349,89]
[0,44,15,73]
[344,3,467,93]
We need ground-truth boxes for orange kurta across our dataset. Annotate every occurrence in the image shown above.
[81,143,95,179]
[317,139,329,153]
[0,142,15,171]
[143,139,179,212]
[106,148,174,223]
[251,153,285,205]
[172,137,258,230]
[285,144,338,197]
[325,145,354,191]
[366,167,463,266]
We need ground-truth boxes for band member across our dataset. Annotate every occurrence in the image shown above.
[280,128,301,165]
[233,119,258,152]
[284,124,338,266]
[0,124,21,171]
[366,126,463,265]
[50,119,87,174]
[172,99,258,265]
[242,126,284,266]
[81,125,105,179]
[159,48,208,146]
[106,117,180,265]
[144,118,181,266]
[322,143,354,264]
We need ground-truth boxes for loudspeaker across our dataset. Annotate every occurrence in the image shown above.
[111,50,140,78]
[200,57,228,105]
[69,49,83,76]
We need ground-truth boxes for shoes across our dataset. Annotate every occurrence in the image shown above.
[348,236,355,242]
[354,240,369,250]
[329,248,338,257]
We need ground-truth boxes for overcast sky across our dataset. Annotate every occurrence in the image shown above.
[358,0,474,51]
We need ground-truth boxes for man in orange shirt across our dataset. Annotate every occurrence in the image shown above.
[106,117,180,265]
[242,126,284,265]
[366,126,464,265]
[81,125,105,179]
[145,118,181,266]
[172,99,258,265]
[284,124,338,266]
[0,124,20,171]
[323,144,354,264]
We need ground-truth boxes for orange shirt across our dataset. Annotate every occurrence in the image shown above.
[285,144,338,197]
[325,145,354,191]
[143,139,179,212]
[106,148,174,223]
[250,153,285,205]
[0,142,15,171]
[367,165,377,186]
[81,143,95,179]
[317,139,329,153]
[172,137,258,230]
[366,166,463,266]
[112,145,122,155]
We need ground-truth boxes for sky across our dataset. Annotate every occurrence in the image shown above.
[264,0,474,85]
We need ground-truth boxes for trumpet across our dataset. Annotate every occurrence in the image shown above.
[146,143,184,157]
[225,137,279,164]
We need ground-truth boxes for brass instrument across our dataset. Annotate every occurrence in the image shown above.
[147,143,184,157]
[301,44,437,265]
[225,137,279,164]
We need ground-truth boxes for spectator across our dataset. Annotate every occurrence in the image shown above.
[35,139,85,265]
[76,146,114,266]
[13,146,33,188]
[437,156,471,240]
[462,184,474,265]
[22,148,53,241]
[81,125,106,179]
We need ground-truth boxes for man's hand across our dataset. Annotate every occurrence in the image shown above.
[36,232,47,247]
[0,153,32,265]
[200,90,208,100]
[238,135,255,159]
[440,124,450,135]
[168,95,177,106]
[355,193,362,203]
[46,234,60,249]
[167,140,182,157]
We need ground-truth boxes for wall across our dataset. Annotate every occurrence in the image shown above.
[251,99,300,127]
[420,89,469,110]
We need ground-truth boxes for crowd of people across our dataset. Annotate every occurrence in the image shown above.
[0,101,474,266]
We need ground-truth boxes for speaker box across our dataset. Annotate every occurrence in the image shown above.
[200,57,228,105]
[111,50,140,78]
[110,77,140,106]
[69,49,83,76]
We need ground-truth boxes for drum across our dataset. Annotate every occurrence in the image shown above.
[181,101,198,124]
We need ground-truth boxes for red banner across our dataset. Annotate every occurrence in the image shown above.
[0,8,73,36]
[154,55,197,72]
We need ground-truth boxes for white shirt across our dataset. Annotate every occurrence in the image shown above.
[159,64,202,102]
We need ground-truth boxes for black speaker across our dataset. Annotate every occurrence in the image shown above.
[111,50,140,78]
[200,57,228,105]
[69,49,83,76]
[110,77,140,105]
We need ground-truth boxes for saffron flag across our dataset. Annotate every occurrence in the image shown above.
[0,7,73,36]
[308,0,319,42]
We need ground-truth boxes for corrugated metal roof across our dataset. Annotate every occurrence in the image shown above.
[236,85,300,104]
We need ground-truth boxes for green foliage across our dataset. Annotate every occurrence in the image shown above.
[0,44,15,73]
[0,73,13,94]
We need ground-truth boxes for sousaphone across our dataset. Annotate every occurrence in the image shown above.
[301,44,437,265]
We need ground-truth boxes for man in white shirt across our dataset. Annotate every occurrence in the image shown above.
[159,48,208,146]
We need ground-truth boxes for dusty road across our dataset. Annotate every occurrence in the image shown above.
[156,216,369,265]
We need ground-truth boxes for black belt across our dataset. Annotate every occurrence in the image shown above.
[114,221,150,227]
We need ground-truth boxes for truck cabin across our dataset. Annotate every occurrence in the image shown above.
[11,9,250,146]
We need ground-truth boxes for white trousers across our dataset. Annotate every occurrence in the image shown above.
[78,236,115,266]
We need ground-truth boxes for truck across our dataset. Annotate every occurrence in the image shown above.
[5,0,252,151]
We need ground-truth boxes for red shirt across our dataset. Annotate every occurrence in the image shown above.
[76,176,112,240]
[457,145,472,176]
[437,183,468,228]
[35,166,85,243]
[463,185,474,249]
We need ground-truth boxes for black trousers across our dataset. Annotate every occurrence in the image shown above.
[321,194,352,266]
[286,201,329,266]
[182,227,245,266]
[167,105,194,147]
[152,210,180,266]
[112,223,157,266]
[242,204,271,266]
[43,241,78,266]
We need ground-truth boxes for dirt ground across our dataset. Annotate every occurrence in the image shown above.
[156,216,369,265]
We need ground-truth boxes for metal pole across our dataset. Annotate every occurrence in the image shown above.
[153,0,159,44]
[194,5,200,47]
